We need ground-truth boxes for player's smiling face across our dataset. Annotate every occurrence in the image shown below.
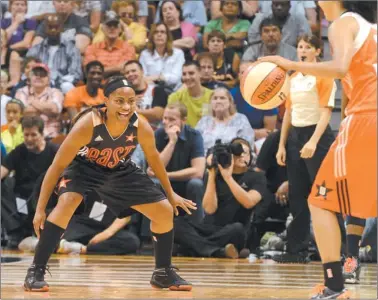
[107,87,136,121]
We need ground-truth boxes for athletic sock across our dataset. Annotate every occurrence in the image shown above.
[323,261,344,292]
[33,221,65,266]
[151,229,173,269]
[347,234,362,258]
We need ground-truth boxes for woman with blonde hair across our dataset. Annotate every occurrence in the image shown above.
[195,87,254,153]
[139,23,185,92]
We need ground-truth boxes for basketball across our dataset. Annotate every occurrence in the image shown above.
[240,62,290,110]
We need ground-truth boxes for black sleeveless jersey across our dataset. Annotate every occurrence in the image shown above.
[76,110,139,169]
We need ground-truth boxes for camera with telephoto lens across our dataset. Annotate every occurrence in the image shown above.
[208,139,244,169]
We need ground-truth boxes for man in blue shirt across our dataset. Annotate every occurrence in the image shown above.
[231,61,278,140]
[147,103,206,222]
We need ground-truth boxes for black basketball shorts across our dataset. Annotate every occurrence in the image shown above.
[54,158,166,217]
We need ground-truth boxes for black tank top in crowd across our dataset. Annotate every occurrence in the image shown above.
[76,109,139,169]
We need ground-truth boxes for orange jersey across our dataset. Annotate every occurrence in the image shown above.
[341,12,377,116]
[341,74,352,100]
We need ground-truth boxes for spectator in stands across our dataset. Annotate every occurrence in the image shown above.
[124,60,168,128]
[26,14,83,94]
[258,0,317,32]
[205,30,239,88]
[242,17,297,62]
[174,138,264,258]
[1,70,12,126]
[139,23,185,93]
[1,116,58,249]
[159,0,197,62]
[1,142,6,157]
[10,56,41,97]
[155,0,208,31]
[32,0,92,54]
[15,63,64,139]
[196,52,228,90]
[168,61,213,128]
[102,0,148,26]
[64,60,105,119]
[1,98,25,153]
[203,0,250,52]
[196,87,254,154]
[147,103,206,222]
[1,29,21,89]
[1,0,37,55]
[248,0,311,48]
[84,11,136,79]
[73,0,102,33]
[23,0,55,21]
[93,0,147,53]
[231,61,278,140]
[210,0,258,21]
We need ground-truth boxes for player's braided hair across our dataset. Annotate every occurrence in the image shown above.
[70,76,132,131]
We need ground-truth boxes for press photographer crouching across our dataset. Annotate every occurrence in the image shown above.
[173,138,267,258]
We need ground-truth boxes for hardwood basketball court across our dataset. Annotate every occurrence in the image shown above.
[2,251,376,299]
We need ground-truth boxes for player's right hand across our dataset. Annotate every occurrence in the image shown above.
[276,146,286,166]
[33,209,46,239]
[168,192,197,216]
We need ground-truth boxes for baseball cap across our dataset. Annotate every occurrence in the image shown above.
[103,11,120,26]
[32,63,50,74]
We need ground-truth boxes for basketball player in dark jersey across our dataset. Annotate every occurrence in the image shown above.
[23,76,196,292]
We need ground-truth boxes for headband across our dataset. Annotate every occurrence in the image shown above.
[104,78,133,97]
[7,98,25,111]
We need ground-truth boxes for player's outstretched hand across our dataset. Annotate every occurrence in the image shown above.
[258,56,292,71]
[33,209,46,239]
[168,192,197,216]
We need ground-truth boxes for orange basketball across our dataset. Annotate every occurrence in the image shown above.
[240,62,290,110]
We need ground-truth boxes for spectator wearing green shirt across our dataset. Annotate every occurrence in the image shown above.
[168,61,212,128]
[203,0,250,52]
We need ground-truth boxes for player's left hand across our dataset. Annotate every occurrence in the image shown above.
[168,192,197,216]
[217,156,234,180]
[258,56,293,71]
[300,140,317,159]
[88,231,113,245]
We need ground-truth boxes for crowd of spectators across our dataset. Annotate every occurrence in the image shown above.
[1,0,376,263]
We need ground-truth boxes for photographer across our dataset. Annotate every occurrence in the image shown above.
[173,138,267,258]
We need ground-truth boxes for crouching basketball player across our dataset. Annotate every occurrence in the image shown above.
[23,76,196,292]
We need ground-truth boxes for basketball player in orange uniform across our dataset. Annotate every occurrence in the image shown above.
[339,74,367,285]
[261,1,377,298]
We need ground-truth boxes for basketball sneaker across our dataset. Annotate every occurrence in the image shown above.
[150,266,192,291]
[24,264,50,292]
[310,284,350,299]
[343,256,361,284]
